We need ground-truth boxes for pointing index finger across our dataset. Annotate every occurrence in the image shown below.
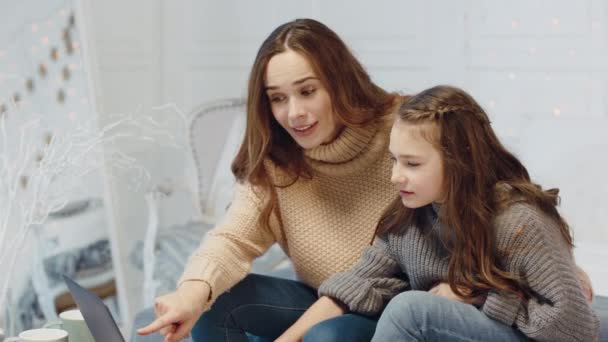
[136,316,170,335]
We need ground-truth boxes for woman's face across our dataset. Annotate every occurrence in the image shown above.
[389,120,445,208]
[265,49,342,149]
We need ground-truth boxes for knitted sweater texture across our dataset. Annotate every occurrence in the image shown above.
[180,115,395,310]
[319,203,600,342]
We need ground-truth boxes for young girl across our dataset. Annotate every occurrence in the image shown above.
[137,19,403,342]
[300,85,599,341]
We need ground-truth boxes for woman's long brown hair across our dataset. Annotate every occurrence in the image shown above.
[377,85,573,300]
[231,18,397,236]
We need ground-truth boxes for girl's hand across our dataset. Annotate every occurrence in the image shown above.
[428,282,487,306]
[137,281,211,342]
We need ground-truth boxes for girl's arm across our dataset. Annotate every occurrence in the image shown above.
[275,296,346,342]
[278,235,407,341]
[317,235,409,316]
[483,204,600,342]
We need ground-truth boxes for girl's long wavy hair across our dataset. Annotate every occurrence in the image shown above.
[231,18,397,235]
[377,85,573,300]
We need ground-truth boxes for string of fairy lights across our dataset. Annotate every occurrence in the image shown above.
[0,9,78,117]
[0,6,87,191]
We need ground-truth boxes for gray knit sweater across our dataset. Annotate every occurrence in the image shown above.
[318,202,600,342]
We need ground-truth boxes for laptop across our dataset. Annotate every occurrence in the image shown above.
[63,274,126,342]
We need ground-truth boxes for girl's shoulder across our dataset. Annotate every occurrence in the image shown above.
[492,200,561,245]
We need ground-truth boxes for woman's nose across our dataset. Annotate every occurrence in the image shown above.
[287,98,305,122]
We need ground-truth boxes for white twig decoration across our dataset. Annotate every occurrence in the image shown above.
[0,103,187,316]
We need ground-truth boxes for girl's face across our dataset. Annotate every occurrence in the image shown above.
[265,49,343,149]
[389,119,445,208]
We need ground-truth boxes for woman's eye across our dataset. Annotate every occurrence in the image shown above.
[389,156,397,164]
[407,162,420,167]
[269,95,285,103]
[301,88,316,96]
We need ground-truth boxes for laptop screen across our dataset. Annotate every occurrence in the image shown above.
[63,275,126,342]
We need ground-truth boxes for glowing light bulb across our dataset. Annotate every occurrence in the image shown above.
[553,107,561,117]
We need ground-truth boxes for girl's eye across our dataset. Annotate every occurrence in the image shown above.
[407,162,420,167]
[389,156,397,164]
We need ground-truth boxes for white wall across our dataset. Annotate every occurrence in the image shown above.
[90,0,608,323]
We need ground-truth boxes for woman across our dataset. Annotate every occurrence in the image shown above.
[137,18,403,342]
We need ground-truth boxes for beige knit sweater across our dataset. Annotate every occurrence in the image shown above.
[179,114,396,308]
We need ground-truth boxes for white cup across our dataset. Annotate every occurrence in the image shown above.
[4,328,68,342]
[43,309,94,342]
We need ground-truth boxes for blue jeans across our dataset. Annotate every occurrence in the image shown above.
[191,274,377,341]
[372,291,529,342]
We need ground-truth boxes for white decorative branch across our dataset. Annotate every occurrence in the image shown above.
[0,103,187,316]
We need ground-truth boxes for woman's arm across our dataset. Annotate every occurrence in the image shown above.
[276,296,346,342]
[138,182,277,341]
[179,182,277,302]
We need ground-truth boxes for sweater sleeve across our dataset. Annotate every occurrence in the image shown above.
[482,205,600,342]
[178,182,277,307]
[318,235,409,316]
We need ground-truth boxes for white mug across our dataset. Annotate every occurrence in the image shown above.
[4,328,68,342]
[44,309,95,342]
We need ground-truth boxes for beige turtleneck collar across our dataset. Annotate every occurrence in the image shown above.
[304,115,392,176]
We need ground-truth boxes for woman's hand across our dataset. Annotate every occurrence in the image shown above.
[576,265,594,303]
[429,282,486,306]
[137,281,211,342]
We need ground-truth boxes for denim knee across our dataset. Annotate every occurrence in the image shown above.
[303,319,345,342]
[382,291,430,327]
[303,315,377,342]
[191,276,258,340]
[191,310,212,341]
[190,294,225,340]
